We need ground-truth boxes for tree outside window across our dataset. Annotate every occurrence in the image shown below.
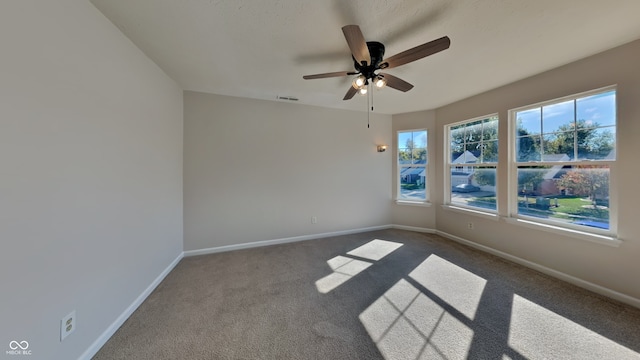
[398,130,427,202]
[512,88,615,231]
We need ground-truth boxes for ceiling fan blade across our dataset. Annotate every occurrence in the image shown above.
[342,25,371,66]
[343,86,358,100]
[303,71,353,80]
[380,36,450,69]
[379,73,414,92]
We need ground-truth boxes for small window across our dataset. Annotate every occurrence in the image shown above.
[446,115,499,212]
[510,87,616,234]
[397,130,427,202]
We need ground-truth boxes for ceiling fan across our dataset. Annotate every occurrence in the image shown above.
[303,25,450,100]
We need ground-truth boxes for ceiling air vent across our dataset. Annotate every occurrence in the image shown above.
[276,95,299,101]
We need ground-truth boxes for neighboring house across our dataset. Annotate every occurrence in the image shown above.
[538,154,571,195]
[451,150,484,188]
[451,171,474,187]
[418,169,425,186]
[547,149,614,199]
[452,150,478,174]
[400,167,425,185]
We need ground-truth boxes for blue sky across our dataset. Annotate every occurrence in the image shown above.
[517,90,616,135]
[398,130,427,149]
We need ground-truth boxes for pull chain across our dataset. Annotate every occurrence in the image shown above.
[367,83,370,128]
[371,83,374,112]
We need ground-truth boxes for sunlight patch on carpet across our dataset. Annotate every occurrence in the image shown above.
[360,279,474,360]
[315,239,403,294]
[346,239,404,261]
[315,257,372,293]
[509,294,640,359]
[409,255,486,320]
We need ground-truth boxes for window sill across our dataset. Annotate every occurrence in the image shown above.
[395,200,432,207]
[441,205,499,221]
[503,217,621,247]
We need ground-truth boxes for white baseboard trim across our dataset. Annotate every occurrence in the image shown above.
[436,230,640,309]
[391,224,436,233]
[78,252,184,360]
[183,225,393,257]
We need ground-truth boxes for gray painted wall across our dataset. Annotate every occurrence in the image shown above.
[183,91,392,251]
[0,1,183,359]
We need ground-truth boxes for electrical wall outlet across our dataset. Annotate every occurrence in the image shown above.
[467,222,474,230]
[60,310,76,341]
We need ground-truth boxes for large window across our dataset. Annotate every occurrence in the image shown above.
[446,115,499,211]
[398,130,427,202]
[510,87,616,234]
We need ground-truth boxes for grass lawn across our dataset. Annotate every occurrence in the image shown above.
[401,183,424,190]
[461,194,609,224]
[466,195,497,210]
[519,195,608,221]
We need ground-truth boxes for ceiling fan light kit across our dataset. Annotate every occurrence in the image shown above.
[352,74,367,89]
[374,75,387,89]
[303,24,450,101]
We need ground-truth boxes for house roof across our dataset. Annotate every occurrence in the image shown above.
[604,149,616,160]
[401,167,424,176]
[452,150,478,164]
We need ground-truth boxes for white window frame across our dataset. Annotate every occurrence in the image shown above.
[507,85,618,240]
[396,129,429,205]
[444,114,499,215]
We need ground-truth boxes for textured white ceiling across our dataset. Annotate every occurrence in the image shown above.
[90,0,640,114]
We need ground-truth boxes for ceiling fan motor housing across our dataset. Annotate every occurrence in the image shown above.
[302,24,450,100]
[353,41,385,79]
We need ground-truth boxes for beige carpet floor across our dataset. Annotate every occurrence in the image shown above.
[93,229,640,359]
